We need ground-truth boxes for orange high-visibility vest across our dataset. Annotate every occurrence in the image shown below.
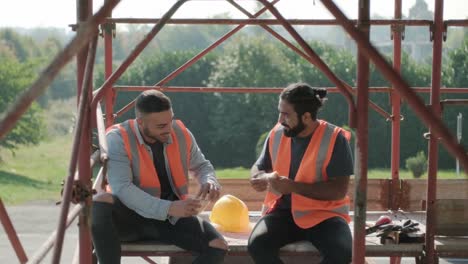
[262,120,351,229]
[107,119,192,199]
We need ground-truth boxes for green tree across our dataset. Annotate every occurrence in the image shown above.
[206,36,300,167]
[0,58,45,154]
[447,37,468,88]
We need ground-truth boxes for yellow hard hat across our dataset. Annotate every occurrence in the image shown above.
[209,194,250,233]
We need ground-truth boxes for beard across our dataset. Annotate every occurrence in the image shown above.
[142,126,170,143]
[282,119,305,137]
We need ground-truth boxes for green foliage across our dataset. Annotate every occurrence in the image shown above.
[0,57,45,153]
[447,37,468,87]
[44,98,76,138]
[206,36,299,167]
[405,151,428,178]
[255,132,268,158]
[0,28,74,106]
[216,167,250,179]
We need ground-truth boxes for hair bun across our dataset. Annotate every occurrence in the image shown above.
[314,88,327,99]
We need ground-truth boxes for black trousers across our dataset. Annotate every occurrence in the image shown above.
[91,197,226,264]
[248,209,352,264]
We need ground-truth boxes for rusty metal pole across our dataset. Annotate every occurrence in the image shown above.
[320,0,468,173]
[257,0,356,128]
[0,0,119,141]
[389,1,403,264]
[353,1,370,263]
[91,0,188,110]
[390,0,403,212]
[75,1,94,263]
[228,0,390,122]
[112,0,281,117]
[103,0,115,128]
[77,38,98,264]
[426,0,445,263]
[52,36,98,264]
[76,0,92,103]
[0,199,28,263]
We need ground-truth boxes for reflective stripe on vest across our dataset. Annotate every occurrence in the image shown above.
[264,120,351,228]
[109,119,192,199]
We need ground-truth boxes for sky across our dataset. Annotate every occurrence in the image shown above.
[0,0,467,31]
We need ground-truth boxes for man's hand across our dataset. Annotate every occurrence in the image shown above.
[268,173,293,195]
[197,182,221,201]
[250,171,276,192]
[168,199,202,217]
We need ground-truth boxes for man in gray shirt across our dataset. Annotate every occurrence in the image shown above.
[92,90,227,264]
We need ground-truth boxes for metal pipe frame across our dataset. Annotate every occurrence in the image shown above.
[1,1,467,263]
[319,0,468,171]
[320,1,467,262]
[91,0,188,111]
[113,0,391,122]
[440,99,468,105]
[391,0,403,211]
[52,35,99,264]
[228,0,389,121]
[105,18,434,26]
[258,0,357,127]
[353,1,370,262]
[114,0,281,119]
[390,1,403,262]
[0,0,120,142]
[75,2,94,263]
[103,5,115,128]
[425,1,445,263]
[113,85,468,94]
[0,199,28,263]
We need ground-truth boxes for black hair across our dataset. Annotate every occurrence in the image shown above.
[135,90,172,117]
[280,82,327,120]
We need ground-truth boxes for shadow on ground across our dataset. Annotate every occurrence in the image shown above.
[0,170,47,188]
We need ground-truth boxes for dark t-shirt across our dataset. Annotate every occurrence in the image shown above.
[146,141,178,201]
[255,131,354,209]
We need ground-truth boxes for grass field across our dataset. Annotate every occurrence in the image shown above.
[0,135,73,205]
[0,136,465,205]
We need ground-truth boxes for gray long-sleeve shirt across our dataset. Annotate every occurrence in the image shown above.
[106,119,220,223]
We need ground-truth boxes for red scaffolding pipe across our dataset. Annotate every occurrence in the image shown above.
[113,85,468,94]
[426,1,445,263]
[389,1,403,263]
[320,0,468,173]
[0,0,119,142]
[0,199,28,264]
[258,0,357,127]
[52,35,98,264]
[390,0,403,211]
[91,0,188,111]
[106,18,434,26]
[104,0,115,128]
[228,0,390,121]
[353,1,370,262]
[114,0,282,119]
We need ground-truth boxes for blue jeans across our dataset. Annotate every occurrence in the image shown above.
[248,208,352,264]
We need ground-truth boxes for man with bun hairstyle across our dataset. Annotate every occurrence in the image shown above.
[248,83,354,264]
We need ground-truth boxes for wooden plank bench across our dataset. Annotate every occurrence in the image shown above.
[434,199,468,261]
[120,211,425,264]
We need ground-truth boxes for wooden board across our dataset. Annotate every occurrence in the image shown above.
[434,199,468,236]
